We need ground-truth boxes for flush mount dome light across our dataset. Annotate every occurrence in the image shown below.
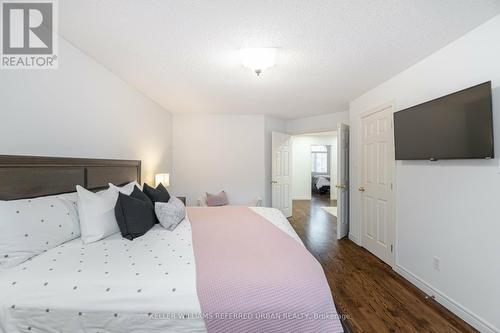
[240,47,277,76]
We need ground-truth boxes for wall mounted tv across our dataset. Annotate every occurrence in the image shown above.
[394,81,493,161]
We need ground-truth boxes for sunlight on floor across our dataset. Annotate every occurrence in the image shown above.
[321,206,337,217]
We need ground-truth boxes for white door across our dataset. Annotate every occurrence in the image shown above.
[360,105,395,266]
[272,132,292,217]
[336,123,349,240]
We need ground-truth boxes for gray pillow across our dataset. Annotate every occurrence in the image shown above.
[155,197,186,231]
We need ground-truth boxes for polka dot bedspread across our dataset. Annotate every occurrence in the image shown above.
[0,207,302,333]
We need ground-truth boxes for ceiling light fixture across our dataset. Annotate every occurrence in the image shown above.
[240,47,277,76]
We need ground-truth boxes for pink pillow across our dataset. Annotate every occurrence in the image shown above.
[206,191,229,206]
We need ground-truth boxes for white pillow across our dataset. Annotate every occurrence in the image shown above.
[108,181,141,195]
[155,197,186,231]
[0,196,80,270]
[56,192,79,204]
[76,185,120,244]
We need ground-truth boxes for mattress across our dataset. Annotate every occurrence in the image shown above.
[0,207,302,333]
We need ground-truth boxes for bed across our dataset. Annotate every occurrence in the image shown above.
[312,175,331,195]
[0,155,344,333]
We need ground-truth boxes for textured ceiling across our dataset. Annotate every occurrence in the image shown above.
[59,1,500,119]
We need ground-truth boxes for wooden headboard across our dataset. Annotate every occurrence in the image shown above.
[0,155,141,200]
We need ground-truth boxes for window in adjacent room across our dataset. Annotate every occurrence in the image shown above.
[311,145,329,174]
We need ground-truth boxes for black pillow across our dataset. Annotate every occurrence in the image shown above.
[114,192,155,240]
[130,185,161,223]
[143,183,170,203]
[130,185,153,209]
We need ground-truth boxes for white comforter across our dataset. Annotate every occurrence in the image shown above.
[315,176,330,189]
[0,207,301,333]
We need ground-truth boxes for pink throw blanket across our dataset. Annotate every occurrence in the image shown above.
[188,206,343,333]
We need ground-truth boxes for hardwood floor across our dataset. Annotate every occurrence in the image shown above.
[288,194,477,333]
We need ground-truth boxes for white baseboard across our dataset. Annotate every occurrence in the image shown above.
[348,233,360,245]
[395,265,498,333]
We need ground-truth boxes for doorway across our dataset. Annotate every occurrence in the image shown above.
[291,132,337,204]
[271,124,349,240]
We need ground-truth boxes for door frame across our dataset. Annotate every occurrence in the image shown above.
[287,126,343,207]
[357,101,397,268]
[288,126,341,200]
[336,123,349,240]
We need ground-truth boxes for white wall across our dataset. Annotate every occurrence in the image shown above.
[171,112,346,208]
[0,37,172,185]
[171,115,266,206]
[169,111,348,207]
[286,111,349,134]
[349,15,500,333]
[291,134,337,200]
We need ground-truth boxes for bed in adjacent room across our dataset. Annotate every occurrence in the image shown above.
[0,155,344,333]
[312,175,331,195]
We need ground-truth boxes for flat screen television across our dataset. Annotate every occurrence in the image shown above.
[394,81,493,161]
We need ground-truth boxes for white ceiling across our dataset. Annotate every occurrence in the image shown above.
[59,1,500,119]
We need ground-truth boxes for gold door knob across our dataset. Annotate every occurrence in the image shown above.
[358,187,365,192]
[335,184,346,189]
